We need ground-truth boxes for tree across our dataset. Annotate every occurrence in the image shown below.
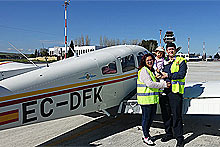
[103,36,108,47]
[85,35,90,46]
[74,39,78,47]
[100,36,103,47]
[106,39,111,47]
[38,50,40,57]
[139,40,158,53]
[39,48,49,57]
[78,37,82,46]
[108,39,115,46]
[34,49,38,57]
[111,39,116,46]
[122,40,127,45]
[67,40,74,58]
[214,53,220,59]
[196,53,200,57]
[81,34,84,46]
[116,39,120,45]
[29,54,36,58]
[131,39,138,45]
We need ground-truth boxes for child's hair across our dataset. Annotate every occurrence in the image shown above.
[156,50,165,58]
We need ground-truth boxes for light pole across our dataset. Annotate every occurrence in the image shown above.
[63,0,70,59]
[188,37,190,55]
[203,42,205,61]
[159,29,162,46]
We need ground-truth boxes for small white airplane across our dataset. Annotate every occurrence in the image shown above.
[1,45,220,131]
[0,45,148,130]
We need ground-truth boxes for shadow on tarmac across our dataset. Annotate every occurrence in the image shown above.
[151,115,220,146]
[38,106,220,146]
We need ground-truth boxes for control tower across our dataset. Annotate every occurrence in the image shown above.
[163,31,175,44]
[163,30,182,53]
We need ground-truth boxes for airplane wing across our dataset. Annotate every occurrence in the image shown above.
[118,81,220,115]
[182,81,220,114]
[0,61,44,81]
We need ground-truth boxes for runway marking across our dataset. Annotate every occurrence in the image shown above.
[46,115,123,146]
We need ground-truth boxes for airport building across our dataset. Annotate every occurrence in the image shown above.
[74,46,103,56]
[49,45,103,56]
[176,52,203,61]
[49,46,66,56]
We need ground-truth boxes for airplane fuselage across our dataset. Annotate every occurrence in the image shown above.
[0,45,148,130]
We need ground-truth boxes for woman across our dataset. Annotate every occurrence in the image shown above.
[137,53,167,146]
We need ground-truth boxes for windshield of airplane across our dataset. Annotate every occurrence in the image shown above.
[137,52,144,66]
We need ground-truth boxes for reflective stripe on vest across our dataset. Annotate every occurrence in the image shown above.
[137,92,160,96]
[171,57,186,94]
[171,81,185,85]
[137,67,159,105]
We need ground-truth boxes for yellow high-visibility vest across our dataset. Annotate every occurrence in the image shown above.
[171,57,186,94]
[137,67,159,105]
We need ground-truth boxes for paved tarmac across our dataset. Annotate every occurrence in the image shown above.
[0,61,220,147]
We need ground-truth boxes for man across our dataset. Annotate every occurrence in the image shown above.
[160,42,187,147]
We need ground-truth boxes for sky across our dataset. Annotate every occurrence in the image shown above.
[0,0,220,56]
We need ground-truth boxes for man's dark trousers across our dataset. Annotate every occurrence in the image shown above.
[159,92,184,142]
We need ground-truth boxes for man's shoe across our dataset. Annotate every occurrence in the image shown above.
[143,137,156,146]
[176,140,184,147]
[161,135,174,142]
[150,136,157,142]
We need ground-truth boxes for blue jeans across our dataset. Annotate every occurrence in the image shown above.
[141,104,157,138]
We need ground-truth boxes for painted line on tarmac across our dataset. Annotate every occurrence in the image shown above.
[46,115,123,146]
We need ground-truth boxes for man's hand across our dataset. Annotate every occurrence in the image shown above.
[155,73,161,78]
[161,72,168,79]
[167,82,171,88]
[156,68,160,73]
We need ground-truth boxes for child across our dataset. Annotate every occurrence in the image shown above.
[154,46,165,77]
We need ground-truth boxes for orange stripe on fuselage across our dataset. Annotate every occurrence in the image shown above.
[0,72,137,103]
[0,109,19,125]
[0,62,12,65]
[0,112,19,122]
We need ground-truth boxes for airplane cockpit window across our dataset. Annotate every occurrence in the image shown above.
[137,52,144,66]
[121,54,135,72]
[102,61,117,75]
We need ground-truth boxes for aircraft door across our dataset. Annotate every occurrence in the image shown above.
[101,61,121,108]
[95,53,121,109]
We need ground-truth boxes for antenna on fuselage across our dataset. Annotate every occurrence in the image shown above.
[8,42,39,68]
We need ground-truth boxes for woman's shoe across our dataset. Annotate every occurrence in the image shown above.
[143,137,156,146]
